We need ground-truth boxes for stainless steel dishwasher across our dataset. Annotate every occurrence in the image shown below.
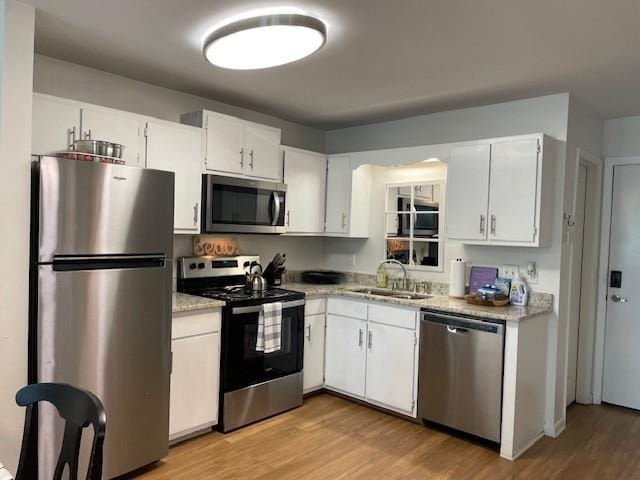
[418,310,505,443]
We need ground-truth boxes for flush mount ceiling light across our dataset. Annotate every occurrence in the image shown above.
[203,13,326,70]
[422,158,440,163]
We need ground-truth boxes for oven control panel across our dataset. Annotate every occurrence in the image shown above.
[179,255,260,279]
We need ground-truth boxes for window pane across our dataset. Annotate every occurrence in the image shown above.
[385,239,411,265]
[386,213,410,238]
[413,240,439,267]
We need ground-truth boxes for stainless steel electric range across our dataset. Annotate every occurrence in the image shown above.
[177,255,305,432]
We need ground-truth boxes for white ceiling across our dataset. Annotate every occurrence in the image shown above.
[24,0,640,129]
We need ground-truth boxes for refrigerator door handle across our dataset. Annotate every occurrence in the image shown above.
[52,254,166,271]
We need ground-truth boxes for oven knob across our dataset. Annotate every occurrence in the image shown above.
[198,262,205,269]
[189,263,197,270]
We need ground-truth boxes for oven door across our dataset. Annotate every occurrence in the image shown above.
[203,175,287,234]
[222,299,304,393]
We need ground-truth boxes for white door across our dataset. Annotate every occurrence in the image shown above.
[32,94,81,155]
[446,144,490,241]
[81,106,145,167]
[325,156,351,234]
[566,164,588,406]
[365,322,416,414]
[283,148,327,234]
[146,120,203,233]
[324,314,366,397]
[204,112,245,175]
[603,164,640,410]
[245,122,282,180]
[169,332,220,438]
[303,314,326,393]
[488,139,539,243]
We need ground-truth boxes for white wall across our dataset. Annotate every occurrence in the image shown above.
[603,116,640,157]
[0,0,35,471]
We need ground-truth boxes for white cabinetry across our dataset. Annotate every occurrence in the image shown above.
[145,119,204,233]
[325,313,367,397]
[32,93,81,155]
[303,299,326,393]
[80,105,146,167]
[181,110,282,181]
[283,147,327,235]
[323,297,419,417]
[325,156,372,237]
[446,134,554,247]
[169,308,221,442]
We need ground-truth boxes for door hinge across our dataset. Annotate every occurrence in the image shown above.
[144,126,149,138]
[537,142,541,154]
[414,334,417,346]
[533,227,538,239]
[411,399,415,411]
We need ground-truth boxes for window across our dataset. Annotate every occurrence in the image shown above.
[384,180,445,271]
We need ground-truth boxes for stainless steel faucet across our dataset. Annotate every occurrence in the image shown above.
[379,259,408,290]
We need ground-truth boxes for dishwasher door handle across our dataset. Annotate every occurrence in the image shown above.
[446,326,468,334]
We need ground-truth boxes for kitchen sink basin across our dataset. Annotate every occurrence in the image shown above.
[349,288,432,300]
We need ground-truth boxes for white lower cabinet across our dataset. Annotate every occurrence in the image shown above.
[325,313,367,397]
[169,309,221,442]
[365,322,417,415]
[303,313,326,393]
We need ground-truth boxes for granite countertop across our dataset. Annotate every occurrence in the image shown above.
[282,282,552,322]
[172,292,225,313]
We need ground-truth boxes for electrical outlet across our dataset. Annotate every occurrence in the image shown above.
[501,264,519,278]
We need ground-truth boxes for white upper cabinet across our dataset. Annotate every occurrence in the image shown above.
[244,122,282,180]
[446,134,554,247]
[325,155,372,238]
[181,110,282,181]
[446,144,491,241]
[145,119,204,234]
[283,147,327,235]
[80,105,145,167]
[32,93,81,155]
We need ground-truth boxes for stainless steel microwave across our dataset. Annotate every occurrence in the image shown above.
[202,175,287,234]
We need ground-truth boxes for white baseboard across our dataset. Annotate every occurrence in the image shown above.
[500,431,545,461]
[544,417,566,438]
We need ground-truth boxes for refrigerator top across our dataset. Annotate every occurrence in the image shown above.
[33,156,175,262]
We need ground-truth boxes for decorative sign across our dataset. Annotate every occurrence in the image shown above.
[193,236,240,257]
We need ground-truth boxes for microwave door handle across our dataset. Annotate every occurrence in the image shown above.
[271,191,281,226]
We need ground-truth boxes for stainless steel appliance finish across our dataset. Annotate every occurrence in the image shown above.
[223,372,303,432]
[419,311,504,443]
[179,255,259,279]
[202,174,287,234]
[30,156,174,479]
[399,197,439,237]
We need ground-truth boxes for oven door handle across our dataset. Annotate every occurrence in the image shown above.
[231,299,305,315]
[271,192,281,226]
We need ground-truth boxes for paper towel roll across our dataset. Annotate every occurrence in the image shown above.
[449,258,466,297]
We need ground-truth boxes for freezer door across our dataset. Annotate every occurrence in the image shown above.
[35,156,174,262]
[36,262,172,479]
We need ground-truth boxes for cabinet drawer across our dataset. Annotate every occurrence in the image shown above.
[305,298,326,316]
[172,309,221,340]
[368,303,417,330]
[327,297,368,320]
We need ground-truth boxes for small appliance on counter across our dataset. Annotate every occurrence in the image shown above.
[263,252,287,286]
[177,255,305,433]
[300,270,345,285]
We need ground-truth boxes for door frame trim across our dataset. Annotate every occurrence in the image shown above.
[594,156,640,403]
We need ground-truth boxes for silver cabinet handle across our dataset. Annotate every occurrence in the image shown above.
[239,148,244,168]
[490,214,496,235]
[85,129,92,140]
[68,126,77,148]
[358,328,363,347]
[480,214,485,234]
[611,294,629,303]
[306,325,311,341]
[193,203,198,225]
[368,331,372,349]
[286,210,290,227]
[249,150,254,168]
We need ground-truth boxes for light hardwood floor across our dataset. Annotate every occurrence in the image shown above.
[129,393,640,479]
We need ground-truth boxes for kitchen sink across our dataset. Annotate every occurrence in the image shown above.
[349,288,432,300]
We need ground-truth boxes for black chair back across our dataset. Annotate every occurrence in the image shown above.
[15,383,106,480]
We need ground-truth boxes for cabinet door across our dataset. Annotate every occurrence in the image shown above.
[169,332,220,439]
[146,120,203,233]
[446,144,490,241]
[488,139,539,243]
[204,112,245,175]
[81,106,145,167]
[283,148,326,234]
[324,314,366,397]
[245,122,282,180]
[303,314,326,393]
[325,156,352,234]
[32,94,81,155]
[365,322,417,415]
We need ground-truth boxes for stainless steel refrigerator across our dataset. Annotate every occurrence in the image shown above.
[29,156,174,479]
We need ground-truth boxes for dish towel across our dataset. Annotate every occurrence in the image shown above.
[256,302,283,353]
[0,461,14,480]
